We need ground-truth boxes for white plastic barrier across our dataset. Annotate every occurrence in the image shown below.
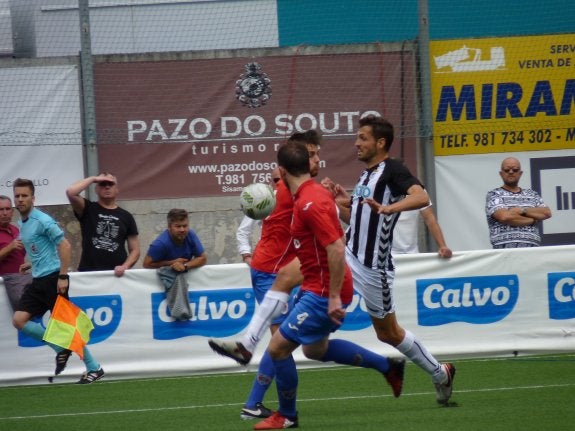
[1,245,574,386]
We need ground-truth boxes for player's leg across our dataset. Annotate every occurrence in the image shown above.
[305,337,405,397]
[253,327,299,430]
[208,258,302,364]
[347,250,456,404]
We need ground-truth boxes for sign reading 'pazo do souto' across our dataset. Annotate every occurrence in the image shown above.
[94,52,418,198]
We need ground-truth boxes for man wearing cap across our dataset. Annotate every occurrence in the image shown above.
[66,173,140,276]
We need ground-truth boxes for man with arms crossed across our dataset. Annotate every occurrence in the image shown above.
[12,178,104,383]
[485,157,551,248]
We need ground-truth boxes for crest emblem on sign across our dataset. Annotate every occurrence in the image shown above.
[235,62,272,108]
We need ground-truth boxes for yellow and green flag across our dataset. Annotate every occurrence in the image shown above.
[43,295,94,360]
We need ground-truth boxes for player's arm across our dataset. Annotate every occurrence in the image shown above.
[236,215,257,264]
[321,178,352,224]
[271,257,303,294]
[326,238,346,325]
[366,184,429,215]
[420,206,452,258]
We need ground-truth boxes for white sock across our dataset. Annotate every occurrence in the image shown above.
[241,290,290,353]
[396,330,444,382]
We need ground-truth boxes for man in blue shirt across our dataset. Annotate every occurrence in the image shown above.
[12,178,104,384]
[143,208,207,271]
[144,209,207,320]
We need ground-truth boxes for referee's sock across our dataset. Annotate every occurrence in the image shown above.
[21,321,61,352]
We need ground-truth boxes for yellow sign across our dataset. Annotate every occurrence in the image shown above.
[431,34,575,156]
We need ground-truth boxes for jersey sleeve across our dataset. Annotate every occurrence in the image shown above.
[387,159,423,196]
[43,215,65,246]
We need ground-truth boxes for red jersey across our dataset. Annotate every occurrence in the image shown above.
[290,179,353,304]
[0,224,25,274]
[250,180,296,273]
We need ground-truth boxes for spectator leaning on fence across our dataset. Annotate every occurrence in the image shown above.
[66,173,140,276]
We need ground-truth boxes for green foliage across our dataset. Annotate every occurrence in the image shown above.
[1,354,574,431]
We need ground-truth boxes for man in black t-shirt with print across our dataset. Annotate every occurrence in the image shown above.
[67,173,140,277]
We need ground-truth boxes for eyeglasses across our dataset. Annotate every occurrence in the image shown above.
[98,181,115,187]
[272,178,280,184]
[502,168,521,174]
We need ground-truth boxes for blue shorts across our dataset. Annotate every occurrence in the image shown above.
[250,268,297,325]
[278,290,346,346]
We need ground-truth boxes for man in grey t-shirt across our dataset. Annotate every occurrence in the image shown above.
[485,157,552,248]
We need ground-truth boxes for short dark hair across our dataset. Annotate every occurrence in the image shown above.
[287,129,321,147]
[167,208,188,224]
[13,178,35,195]
[277,140,310,176]
[359,115,394,151]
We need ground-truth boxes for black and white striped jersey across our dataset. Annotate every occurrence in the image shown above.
[345,158,422,270]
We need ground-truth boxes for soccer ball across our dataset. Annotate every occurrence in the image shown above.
[240,183,276,220]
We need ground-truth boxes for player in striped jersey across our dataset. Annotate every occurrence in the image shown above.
[323,114,456,405]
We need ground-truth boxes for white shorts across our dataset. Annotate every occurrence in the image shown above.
[346,248,396,319]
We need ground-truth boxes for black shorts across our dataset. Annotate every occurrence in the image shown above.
[16,271,68,317]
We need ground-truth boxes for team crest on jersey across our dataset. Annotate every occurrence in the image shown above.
[235,62,272,108]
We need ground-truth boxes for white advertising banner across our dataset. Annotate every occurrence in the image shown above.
[1,246,574,387]
[0,66,84,205]
[435,149,575,251]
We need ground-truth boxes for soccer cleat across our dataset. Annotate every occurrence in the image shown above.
[55,349,72,375]
[208,339,252,365]
[384,357,406,398]
[435,363,456,405]
[77,368,105,384]
[241,402,273,420]
[253,411,298,430]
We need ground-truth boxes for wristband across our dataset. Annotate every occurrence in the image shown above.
[520,208,527,216]
[58,274,69,280]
